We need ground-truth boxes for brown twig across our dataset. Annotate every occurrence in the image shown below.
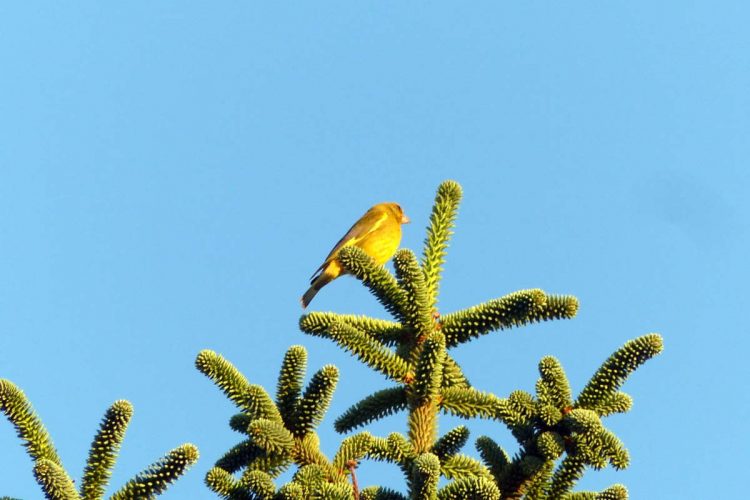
[347,460,360,500]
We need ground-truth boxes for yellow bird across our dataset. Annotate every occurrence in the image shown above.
[301,202,410,308]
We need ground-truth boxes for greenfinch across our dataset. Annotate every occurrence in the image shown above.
[301,202,410,308]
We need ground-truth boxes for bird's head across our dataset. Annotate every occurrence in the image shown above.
[382,202,410,224]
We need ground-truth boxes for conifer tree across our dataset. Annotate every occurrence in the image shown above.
[0,379,198,499]
[200,180,662,499]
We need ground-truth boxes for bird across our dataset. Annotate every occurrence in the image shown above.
[301,202,410,308]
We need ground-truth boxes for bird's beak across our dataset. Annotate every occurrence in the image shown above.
[401,214,410,224]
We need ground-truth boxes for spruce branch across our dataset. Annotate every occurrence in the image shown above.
[325,322,412,383]
[80,400,133,500]
[229,413,254,434]
[332,432,374,470]
[335,387,408,433]
[440,289,548,348]
[536,356,572,410]
[548,456,586,498]
[196,350,282,422]
[595,393,633,417]
[360,486,408,500]
[519,460,554,500]
[421,179,463,310]
[412,332,446,404]
[33,459,80,500]
[240,470,276,499]
[576,334,663,411]
[110,443,199,500]
[431,425,470,463]
[214,440,262,474]
[440,387,507,420]
[291,464,327,495]
[528,294,579,323]
[318,482,356,500]
[437,476,500,500]
[277,346,307,426]
[205,467,245,499]
[475,436,510,484]
[0,379,63,467]
[563,487,628,500]
[366,433,414,464]
[441,355,470,388]
[292,365,339,437]
[535,432,565,461]
[441,454,492,481]
[411,453,441,500]
[393,249,434,338]
[248,419,295,456]
[338,246,409,321]
[276,483,306,500]
[300,312,406,347]
[387,432,417,463]
[2,379,197,499]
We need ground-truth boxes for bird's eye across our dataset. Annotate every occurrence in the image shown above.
[395,204,402,213]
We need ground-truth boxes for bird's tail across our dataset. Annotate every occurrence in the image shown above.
[301,274,333,308]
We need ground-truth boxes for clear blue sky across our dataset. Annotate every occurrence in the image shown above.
[1,2,747,498]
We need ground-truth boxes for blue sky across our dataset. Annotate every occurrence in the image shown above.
[1,2,747,498]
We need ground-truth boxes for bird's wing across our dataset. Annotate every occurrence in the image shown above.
[309,211,389,281]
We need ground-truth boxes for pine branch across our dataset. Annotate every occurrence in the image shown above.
[300,312,406,346]
[80,400,133,500]
[440,289,548,348]
[334,387,408,433]
[110,443,198,500]
[325,322,412,383]
[276,346,307,426]
[338,246,409,321]
[0,379,63,466]
[393,249,433,337]
[32,459,80,500]
[421,179,462,310]
[291,365,339,437]
[576,334,663,411]
[196,350,282,422]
